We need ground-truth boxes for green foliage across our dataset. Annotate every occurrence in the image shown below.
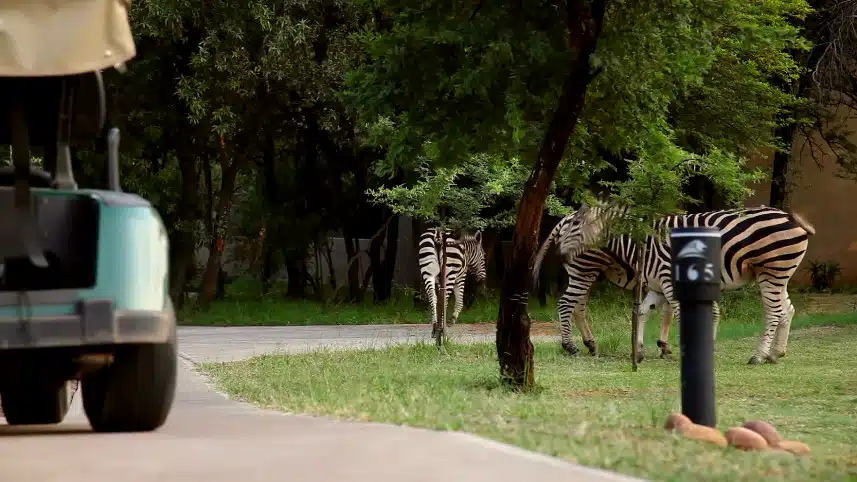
[367,154,534,231]
[345,0,811,238]
[669,0,812,156]
[132,0,365,140]
[807,259,842,292]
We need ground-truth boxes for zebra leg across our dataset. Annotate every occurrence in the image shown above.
[557,289,582,356]
[574,290,597,355]
[450,274,466,324]
[657,305,673,357]
[749,282,784,365]
[712,301,721,344]
[773,290,796,358]
[441,280,455,332]
[424,278,440,336]
[633,305,648,363]
[658,299,682,359]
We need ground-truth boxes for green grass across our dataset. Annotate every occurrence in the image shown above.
[200,311,857,482]
[180,278,849,327]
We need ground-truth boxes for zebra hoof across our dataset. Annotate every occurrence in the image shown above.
[583,340,597,356]
[764,354,778,364]
[634,352,645,364]
[562,342,580,356]
[774,350,787,359]
[747,356,762,365]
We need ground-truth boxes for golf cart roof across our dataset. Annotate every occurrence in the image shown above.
[0,0,136,77]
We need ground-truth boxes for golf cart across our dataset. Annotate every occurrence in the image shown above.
[0,0,177,432]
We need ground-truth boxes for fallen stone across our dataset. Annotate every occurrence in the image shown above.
[677,423,728,448]
[777,440,811,456]
[742,420,782,447]
[664,413,692,432]
[726,427,769,451]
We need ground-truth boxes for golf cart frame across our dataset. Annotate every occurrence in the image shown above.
[0,0,177,432]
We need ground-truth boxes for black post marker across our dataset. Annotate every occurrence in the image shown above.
[670,226,721,428]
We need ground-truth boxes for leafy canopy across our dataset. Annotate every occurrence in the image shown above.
[345,0,811,237]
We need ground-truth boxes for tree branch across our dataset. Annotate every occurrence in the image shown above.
[326,215,396,303]
[469,0,484,20]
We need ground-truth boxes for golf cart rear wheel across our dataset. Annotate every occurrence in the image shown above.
[1,381,70,425]
[82,337,177,433]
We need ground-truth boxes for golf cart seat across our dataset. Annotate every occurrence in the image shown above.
[0,71,107,153]
[0,0,136,266]
[0,0,136,171]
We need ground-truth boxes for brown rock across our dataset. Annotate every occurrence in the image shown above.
[678,423,728,447]
[664,412,692,431]
[742,420,782,447]
[726,426,769,451]
[778,440,811,456]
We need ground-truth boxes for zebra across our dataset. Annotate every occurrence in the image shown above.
[556,200,816,365]
[418,228,487,329]
[532,212,671,357]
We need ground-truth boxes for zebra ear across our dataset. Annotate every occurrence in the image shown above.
[475,231,483,244]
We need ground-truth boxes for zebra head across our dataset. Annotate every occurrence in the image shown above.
[464,231,487,283]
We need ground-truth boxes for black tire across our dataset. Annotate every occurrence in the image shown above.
[82,331,177,433]
[1,381,70,425]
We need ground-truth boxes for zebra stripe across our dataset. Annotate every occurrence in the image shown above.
[533,213,669,356]
[419,228,487,328]
[563,201,816,364]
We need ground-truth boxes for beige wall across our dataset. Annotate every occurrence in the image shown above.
[744,121,857,285]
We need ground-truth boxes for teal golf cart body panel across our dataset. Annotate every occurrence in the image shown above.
[0,189,174,349]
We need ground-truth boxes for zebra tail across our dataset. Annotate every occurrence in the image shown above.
[789,211,816,236]
[532,220,563,289]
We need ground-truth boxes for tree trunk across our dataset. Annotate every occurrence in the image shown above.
[199,157,241,303]
[769,123,797,209]
[169,152,200,308]
[261,238,276,295]
[323,241,337,293]
[492,235,505,291]
[216,266,227,300]
[411,217,426,308]
[373,213,400,303]
[464,275,478,309]
[496,0,606,390]
[343,234,363,302]
[285,250,309,298]
[170,243,195,310]
[769,27,823,209]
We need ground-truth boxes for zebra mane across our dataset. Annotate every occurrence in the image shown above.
[427,226,482,244]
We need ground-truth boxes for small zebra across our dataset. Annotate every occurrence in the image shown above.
[558,201,816,365]
[418,228,487,328]
[533,212,670,356]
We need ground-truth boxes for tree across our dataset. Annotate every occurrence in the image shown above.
[368,154,528,342]
[128,0,374,305]
[345,0,809,389]
[769,0,857,207]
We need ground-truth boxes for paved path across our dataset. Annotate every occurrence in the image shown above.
[0,324,645,482]
[177,323,557,362]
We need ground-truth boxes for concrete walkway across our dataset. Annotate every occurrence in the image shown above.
[0,324,645,482]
